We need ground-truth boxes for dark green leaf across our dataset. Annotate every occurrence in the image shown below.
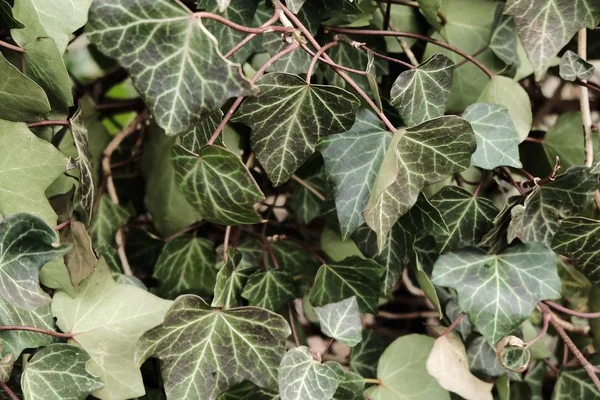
[179,110,224,152]
[89,195,130,249]
[241,269,295,311]
[559,50,594,82]
[290,172,327,224]
[349,329,387,378]
[479,197,523,254]
[269,240,320,276]
[543,112,585,169]
[552,357,600,399]
[497,336,530,372]
[332,370,364,400]
[552,217,600,284]
[314,296,362,346]
[490,13,520,67]
[0,0,23,29]
[212,248,250,309]
[468,336,509,378]
[70,109,95,223]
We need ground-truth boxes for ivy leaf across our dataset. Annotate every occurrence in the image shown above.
[390,53,454,127]
[21,344,104,400]
[212,248,252,309]
[552,217,600,284]
[479,197,523,254]
[505,0,600,79]
[365,334,449,400]
[314,296,362,347]
[172,144,264,225]
[497,336,530,372]
[153,236,217,298]
[179,110,224,152]
[136,295,291,400]
[467,336,510,378]
[278,346,342,400]
[0,121,66,224]
[89,195,130,249]
[241,270,295,312]
[52,259,172,400]
[553,356,600,399]
[559,50,594,82]
[462,103,522,169]
[349,330,388,378]
[308,256,384,314]
[430,186,498,252]
[542,112,585,169]
[417,0,442,31]
[61,221,97,289]
[269,240,320,276]
[0,214,69,309]
[318,109,392,240]
[332,371,364,400]
[234,73,360,186]
[364,116,476,250]
[87,0,253,135]
[489,13,520,67]
[289,172,327,224]
[510,166,597,247]
[431,243,561,344]
[0,0,23,29]
[70,109,95,223]
[287,0,306,13]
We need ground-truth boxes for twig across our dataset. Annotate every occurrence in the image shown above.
[223,9,283,59]
[0,39,25,53]
[288,303,301,347]
[550,311,590,335]
[440,313,466,337]
[53,219,72,231]
[291,175,326,201]
[402,269,424,296]
[300,43,369,75]
[264,239,280,269]
[0,325,73,339]
[498,167,526,196]
[0,381,18,400]
[376,0,447,25]
[192,12,293,34]
[27,120,70,128]
[223,226,232,260]
[473,171,486,198]
[521,157,560,189]
[577,79,600,95]
[306,41,338,83]
[578,29,594,168]
[545,300,600,319]
[377,310,439,319]
[455,45,488,68]
[164,223,202,242]
[383,0,392,30]
[525,309,551,348]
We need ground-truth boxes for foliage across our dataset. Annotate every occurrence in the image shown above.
[0,0,600,399]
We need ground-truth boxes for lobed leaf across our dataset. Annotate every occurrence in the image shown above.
[314,297,362,347]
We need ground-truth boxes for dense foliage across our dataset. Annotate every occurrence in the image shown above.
[1,0,600,399]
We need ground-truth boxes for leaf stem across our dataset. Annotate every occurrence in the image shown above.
[578,29,594,168]
[455,45,488,68]
[324,27,494,79]
[0,325,73,338]
[363,378,382,385]
[440,312,465,337]
[544,300,600,319]
[473,171,486,198]
[288,303,301,347]
[497,167,526,196]
[524,136,544,145]
[358,44,414,69]
[53,219,72,231]
[525,309,551,348]
[291,175,326,201]
[27,120,70,128]
[192,12,294,34]
[576,79,600,95]
[376,0,447,25]
[321,337,335,357]
[375,2,419,65]
[299,43,369,75]
[164,222,202,242]
[306,41,339,84]
[223,226,232,260]
[223,9,284,59]
[0,39,25,53]
[0,381,18,400]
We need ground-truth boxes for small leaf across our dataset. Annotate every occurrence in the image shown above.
[136,295,291,400]
[417,0,442,31]
[61,221,97,289]
[552,217,600,284]
[278,346,342,400]
[315,296,362,347]
[559,50,595,82]
[426,334,493,400]
[467,336,509,378]
[234,73,360,186]
[349,329,388,378]
[431,243,561,344]
[462,103,522,169]
[332,370,364,400]
[21,344,104,400]
[172,145,264,225]
[489,13,520,67]
[479,197,523,254]
[308,256,384,314]
[496,336,530,372]
[241,270,295,311]
[212,248,249,309]
[390,53,454,127]
[70,108,95,223]
[89,195,130,249]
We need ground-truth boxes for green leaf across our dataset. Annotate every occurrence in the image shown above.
[505,0,600,79]
[52,259,172,400]
[0,121,66,224]
[179,110,224,151]
[212,248,252,309]
[417,0,442,31]
[510,166,597,247]
[21,344,104,400]
[269,240,320,275]
[136,295,291,400]
[278,346,342,400]
[490,13,520,67]
[89,195,130,249]
[70,108,95,223]
[289,172,327,224]
[467,336,509,378]
[0,214,69,309]
[87,0,253,135]
[318,109,392,239]
[462,103,522,169]
[479,197,523,254]
[431,243,561,344]
[235,73,360,186]
[332,371,364,400]
[559,50,594,82]
[172,144,264,225]
[153,236,217,298]
[477,76,532,142]
[0,351,12,383]
[287,0,306,13]
[552,357,600,399]
[241,270,295,312]
[497,336,530,372]
[308,256,384,314]
[552,217,600,284]
[390,53,454,127]
[364,116,476,250]
[314,296,362,347]
[430,186,498,252]
[61,221,97,289]
[349,329,388,378]
[0,0,23,29]
[366,334,449,400]
[542,112,585,169]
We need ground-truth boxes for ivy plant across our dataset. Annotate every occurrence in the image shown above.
[1,0,600,399]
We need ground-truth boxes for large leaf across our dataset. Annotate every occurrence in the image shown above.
[308,256,384,314]
[559,50,594,82]
[21,344,104,400]
[0,214,69,309]
[278,346,342,400]
[462,103,522,169]
[332,370,364,400]
[552,217,600,284]
[431,243,560,344]
[136,295,291,400]
[314,296,362,347]
[390,53,454,127]
[366,334,449,400]
[153,236,217,298]
[87,0,253,135]
[504,0,600,78]
[234,73,360,186]
[467,336,509,378]
[318,109,391,239]
[364,116,476,250]
[52,259,172,400]
[172,144,264,225]
[241,270,295,312]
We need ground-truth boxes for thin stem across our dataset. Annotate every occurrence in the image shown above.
[306,41,338,83]
[525,310,550,348]
[164,222,201,242]
[578,29,594,168]
[324,27,494,79]
[223,9,283,59]
[291,175,326,201]
[375,2,419,66]
[363,378,382,385]
[0,381,18,400]
[376,0,447,24]
[264,240,280,269]
[440,312,466,337]
[378,310,439,319]
[223,226,232,259]
[383,0,393,30]
[27,120,70,128]
[193,12,293,34]
[498,167,526,196]
[321,337,335,357]
[0,39,25,53]
[577,79,600,95]
[524,136,544,145]
[0,325,73,339]
[359,45,414,69]
[300,42,369,75]
[544,300,600,319]
[455,45,488,68]
[53,219,72,231]
[288,303,301,347]
[473,172,485,198]
[402,269,424,296]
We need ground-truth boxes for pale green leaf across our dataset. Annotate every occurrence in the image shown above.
[431,243,561,344]
[0,121,66,224]
[278,346,342,400]
[235,73,360,186]
[318,109,391,239]
[241,270,295,312]
[87,0,253,135]
[89,195,130,249]
[212,248,252,309]
[315,297,362,347]
[321,227,364,262]
[61,221,97,289]
[70,109,95,223]
[417,0,442,31]
[52,259,172,400]
[552,217,600,284]
[543,112,585,169]
[463,103,522,169]
[172,144,264,225]
[136,295,291,400]
[490,13,520,67]
[153,236,217,298]
[0,54,50,120]
[349,329,387,378]
[390,53,454,127]
[21,344,104,400]
[559,50,594,82]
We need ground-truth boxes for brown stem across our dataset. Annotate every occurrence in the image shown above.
[359,44,414,69]
[264,239,280,269]
[521,157,561,189]
[440,312,465,337]
[321,337,335,357]
[545,300,600,319]
[192,12,293,34]
[578,29,594,168]
[0,325,73,339]
[525,309,551,348]
[473,172,485,198]
[291,175,326,201]
[375,2,419,66]
[300,43,369,75]
[324,27,494,78]
[363,378,382,385]
[288,303,301,347]
[0,381,18,400]
[498,167,526,196]
[577,79,600,95]
[524,136,544,145]
[455,45,488,68]
[0,39,25,53]
[27,120,70,128]
[223,9,283,59]
[53,219,72,231]
[383,0,393,30]
[306,41,338,83]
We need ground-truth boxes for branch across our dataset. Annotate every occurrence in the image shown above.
[0,39,25,53]
[192,12,293,34]
[455,45,488,68]
[544,300,600,319]
[0,325,73,339]
[291,175,326,201]
[223,9,284,59]
[306,41,339,84]
[375,2,419,65]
